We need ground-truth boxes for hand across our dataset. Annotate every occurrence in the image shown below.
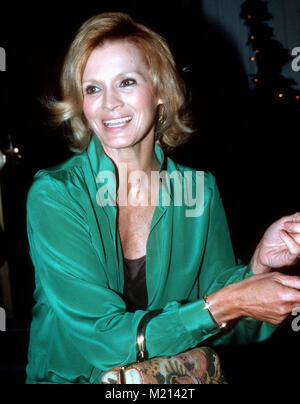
[208,272,300,325]
[251,212,300,274]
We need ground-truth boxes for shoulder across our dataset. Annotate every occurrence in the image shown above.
[27,151,89,213]
[33,149,88,184]
[167,157,217,192]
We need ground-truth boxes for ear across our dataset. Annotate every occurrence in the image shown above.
[157,98,163,106]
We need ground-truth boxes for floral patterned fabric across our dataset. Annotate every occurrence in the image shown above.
[100,347,227,384]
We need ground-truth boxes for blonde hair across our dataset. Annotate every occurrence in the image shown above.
[47,12,194,153]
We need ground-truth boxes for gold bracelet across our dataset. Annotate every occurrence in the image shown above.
[203,295,227,330]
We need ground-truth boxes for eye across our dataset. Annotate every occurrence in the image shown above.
[120,78,136,88]
[85,85,101,95]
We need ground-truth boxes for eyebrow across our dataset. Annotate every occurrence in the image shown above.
[82,71,147,84]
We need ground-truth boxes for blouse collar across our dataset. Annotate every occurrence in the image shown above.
[86,133,167,178]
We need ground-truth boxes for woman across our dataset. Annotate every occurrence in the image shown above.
[26,12,300,384]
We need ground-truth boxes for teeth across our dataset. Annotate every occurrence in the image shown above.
[103,116,132,127]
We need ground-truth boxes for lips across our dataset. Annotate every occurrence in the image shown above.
[103,116,133,128]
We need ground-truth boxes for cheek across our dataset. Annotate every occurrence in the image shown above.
[128,89,158,113]
[83,97,99,120]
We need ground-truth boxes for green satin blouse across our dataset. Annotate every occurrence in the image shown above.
[25,134,277,384]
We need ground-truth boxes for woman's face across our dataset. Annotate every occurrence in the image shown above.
[82,40,162,150]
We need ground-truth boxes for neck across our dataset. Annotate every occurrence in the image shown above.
[101,137,161,206]
[101,136,160,178]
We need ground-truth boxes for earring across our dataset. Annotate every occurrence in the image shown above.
[155,116,163,141]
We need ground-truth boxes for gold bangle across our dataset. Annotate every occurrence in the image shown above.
[203,295,227,330]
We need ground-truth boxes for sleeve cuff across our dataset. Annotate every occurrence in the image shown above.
[178,299,220,341]
[178,263,254,343]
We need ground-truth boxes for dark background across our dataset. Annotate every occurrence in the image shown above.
[0,0,299,384]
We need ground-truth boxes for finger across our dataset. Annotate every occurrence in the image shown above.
[283,232,300,245]
[284,221,300,233]
[292,234,300,244]
[275,273,300,290]
[288,212,300,222]
[279,285,300,308]
[285,288,300,303]
[280,230,300,259]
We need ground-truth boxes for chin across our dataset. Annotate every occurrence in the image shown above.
[98,134,138,150]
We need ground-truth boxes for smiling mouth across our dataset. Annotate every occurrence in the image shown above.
[103,116,133,128]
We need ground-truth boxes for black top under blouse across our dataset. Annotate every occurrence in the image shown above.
[123,255,148,312]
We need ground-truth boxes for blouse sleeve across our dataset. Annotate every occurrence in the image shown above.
[198,173,278,346]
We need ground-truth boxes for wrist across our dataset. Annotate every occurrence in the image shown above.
[203,295,228,330]
[251,244,270,274]
[205,283,243,325]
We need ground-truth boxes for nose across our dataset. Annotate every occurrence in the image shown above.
[102,87,123,111]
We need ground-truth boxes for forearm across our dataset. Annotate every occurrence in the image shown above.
[206,279,280,347]
[206,271,300,328]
